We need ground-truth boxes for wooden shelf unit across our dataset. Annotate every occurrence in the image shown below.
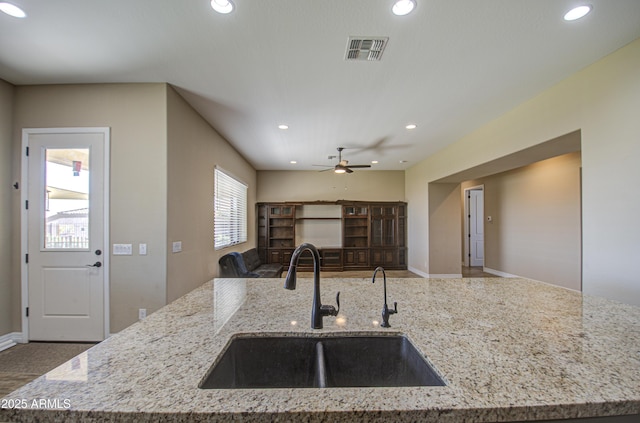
[342,204,370,269]
[265,204,296,267]
[257,201,406,271]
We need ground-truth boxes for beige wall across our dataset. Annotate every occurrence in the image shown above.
[166,87,256,302]
[12,84,169,333]
[407,37,640,305]
[428,183,461,275]
[257,170,405,203]
[0,80,14,335]
[462,152,582,290]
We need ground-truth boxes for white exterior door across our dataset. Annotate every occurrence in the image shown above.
[24,128,109,341]
[469,189,484,267]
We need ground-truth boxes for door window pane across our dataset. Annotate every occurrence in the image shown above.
[44,149,90,249]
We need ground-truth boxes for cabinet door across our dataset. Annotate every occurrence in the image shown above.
[371,204,397,247]
[282,249,293,267]
[269,249,294,266]
[344,249,369,268]
[343,205,368,217]
[371,216,396,247]
[397,204,406,248]
[257,204,268,261]
[269,250,282,264]
[270,205,294,217]
[371,248,397,267]
[321,249,343,269]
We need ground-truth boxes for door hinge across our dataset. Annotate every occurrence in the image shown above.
[25,200,29,210]
[25,146,29,156]
[25,307,29,317]
[25,253,28,263]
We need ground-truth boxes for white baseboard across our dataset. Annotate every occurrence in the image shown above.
[429,274,463,278]
[408,266,429,278]
[0,332,24,352]
[483,267,518,278]
[408,266,463,279]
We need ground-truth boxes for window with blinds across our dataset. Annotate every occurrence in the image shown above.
[214,168,247,250]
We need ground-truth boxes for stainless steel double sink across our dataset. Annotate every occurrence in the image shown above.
[199,334,446,389]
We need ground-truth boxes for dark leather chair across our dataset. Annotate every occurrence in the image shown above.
[218,252,259,278]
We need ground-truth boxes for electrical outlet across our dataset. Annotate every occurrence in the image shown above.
[138,308,147,320]
[113,244,132,255]
[172,241,182,253]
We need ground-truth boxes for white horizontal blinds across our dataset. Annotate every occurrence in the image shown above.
[214,168,247,249]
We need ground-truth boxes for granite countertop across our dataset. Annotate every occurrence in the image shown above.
[2,277,640,422]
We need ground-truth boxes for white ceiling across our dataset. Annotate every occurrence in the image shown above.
[1,1,639,171]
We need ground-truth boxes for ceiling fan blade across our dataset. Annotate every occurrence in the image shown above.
[347,164,371,168]
[312,164,334,172]
[345,167,354,174]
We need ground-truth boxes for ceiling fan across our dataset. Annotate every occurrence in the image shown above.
[315,147,371,174]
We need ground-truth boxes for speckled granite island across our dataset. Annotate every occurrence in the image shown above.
[2,277,640,422]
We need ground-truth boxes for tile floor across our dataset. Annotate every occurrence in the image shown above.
[0,342,95,397]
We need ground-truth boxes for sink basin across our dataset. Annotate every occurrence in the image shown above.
[199,334,446,389]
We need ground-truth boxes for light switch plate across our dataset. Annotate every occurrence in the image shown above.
[113,244,132,255]
[172,241,182,253]
[139,243,147,255]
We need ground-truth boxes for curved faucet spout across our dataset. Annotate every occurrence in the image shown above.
[284,243,339,329]
[372,266,398,328]
[284,243,320,291]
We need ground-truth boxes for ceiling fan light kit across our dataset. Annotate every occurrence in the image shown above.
[314,147,371,174]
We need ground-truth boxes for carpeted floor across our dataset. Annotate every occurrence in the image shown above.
[0,342,95,398]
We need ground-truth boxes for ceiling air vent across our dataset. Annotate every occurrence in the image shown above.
[345,37,389,61]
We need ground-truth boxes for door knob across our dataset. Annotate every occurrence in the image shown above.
[87,262,102,268]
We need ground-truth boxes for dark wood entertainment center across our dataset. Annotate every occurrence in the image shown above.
[257,201,407,271]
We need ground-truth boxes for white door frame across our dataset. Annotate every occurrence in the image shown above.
[20,127,110,342]
[463,185,484,268]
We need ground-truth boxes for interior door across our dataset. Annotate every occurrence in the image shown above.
[25,129,107,341]
[469,189,484,267]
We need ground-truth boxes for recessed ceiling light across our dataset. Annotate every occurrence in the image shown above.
[289,161,297,164]
[392,0,416,16]
[371,160,379,164]
[278,124,289,130]
[210,0,234,14]
[0,2,26,18]
[405,124,417,130]
[564,5,592,21]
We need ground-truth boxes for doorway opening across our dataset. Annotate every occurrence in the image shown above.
[463,185,484,269]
